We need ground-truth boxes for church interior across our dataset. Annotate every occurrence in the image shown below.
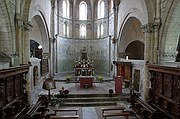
[0,0,180,119]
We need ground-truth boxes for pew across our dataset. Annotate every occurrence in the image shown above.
[25,96,49,119]
[50,108,79,119]
[101,106,130,119]
[129,94,160,119]
[0,97,28,119]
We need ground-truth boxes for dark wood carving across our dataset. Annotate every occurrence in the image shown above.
[0,64,30,119]
[148,65,180,119]
[41,59,49,75]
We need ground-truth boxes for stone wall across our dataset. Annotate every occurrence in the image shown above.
[57,36,110,75]
[160,0,180,62]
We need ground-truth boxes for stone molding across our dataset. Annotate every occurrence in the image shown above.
[16,15,33,31]
[141,22,161,33]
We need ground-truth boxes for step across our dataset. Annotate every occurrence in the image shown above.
[58,101,117,107]
[57,93,130,98]
[58,96,127,103]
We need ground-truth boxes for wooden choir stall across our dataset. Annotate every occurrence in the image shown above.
[74,48,94,88]
[148,65,180,119]
[0,65,30,119]
[129,65,180,119]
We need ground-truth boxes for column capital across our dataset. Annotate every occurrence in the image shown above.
[141,23,154,33]
[153,21,161,32]
[16,16,33,31]
[49,37,56,43]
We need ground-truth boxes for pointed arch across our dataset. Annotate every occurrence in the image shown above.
[79,1,87,20]
[80,24,86,38]
[98,0,105,19]
[62,0,70,18]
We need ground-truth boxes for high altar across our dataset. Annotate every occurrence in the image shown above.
[74,47,94,88]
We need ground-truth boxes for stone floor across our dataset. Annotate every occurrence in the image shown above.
[34,75,136,119]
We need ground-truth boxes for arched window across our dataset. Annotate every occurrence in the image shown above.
[62,0,69,18]
[98,0,105,19]
[97,23,104,38]
[110,0,113,13]
[80,24,86,38]
[79,1,87,20]
[63,22,69,37]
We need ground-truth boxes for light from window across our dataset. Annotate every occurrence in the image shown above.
[98,0,105,19]
[62,0,69,18]
[63,22,69,37]
[97,23,104,38]
[80,24,86,37]
[79,1,87,20]
[100,23,104,36]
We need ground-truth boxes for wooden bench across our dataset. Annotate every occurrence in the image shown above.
[101,106,125,114]
[25,96,49,119]
[129,94,158,119]
[103,111,130,119]
[101,106,130,119]
[50,115,79,119]
[53,108,79,115]
[51,108,79,119]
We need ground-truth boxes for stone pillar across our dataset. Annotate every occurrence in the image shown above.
[113,0,118,39]
[50,0,55,76]
[153,22,161,64]
[112,0,118,78]
[15,0,22,63]
[153,0,161,64]
[141,23,153,101]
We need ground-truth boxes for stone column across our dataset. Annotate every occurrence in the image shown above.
[153,22,161,64]
[141,23,153,101]
[21,20,32,64]
[15,0,22,63]
[153,0,161,64]
[50,0,55,76]
[112,0,118,78]
[49,37,55,76]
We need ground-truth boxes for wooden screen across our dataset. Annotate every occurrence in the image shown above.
[148,65,180,119]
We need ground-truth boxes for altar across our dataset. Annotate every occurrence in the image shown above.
[79,76,94,88]
[74,47,94,88]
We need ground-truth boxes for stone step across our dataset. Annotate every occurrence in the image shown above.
[58,101,117,107]
[61,93,130,98]
[59,96,128,102]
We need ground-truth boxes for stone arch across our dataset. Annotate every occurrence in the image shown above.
[30,14,49,54]
[125,41,145,60]
[117,17,144,59]
[118,9,147,41]
[0,0,14,54]
[75,0,92,20]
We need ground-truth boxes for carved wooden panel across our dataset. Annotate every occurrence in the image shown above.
[163,73,172,98]
[0,80,4,107]
[156,72,163,94]
[148,65,180,118]
[173,76,180,101]
[6,77,14,103]
[15,75,21,97]
[41,59,49,75]
[113,61,132,80]
[134,69,140,92]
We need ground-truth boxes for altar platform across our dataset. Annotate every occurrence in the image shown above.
[38,75,130,95]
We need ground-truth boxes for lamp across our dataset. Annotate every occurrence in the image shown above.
[42,77,56,100]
